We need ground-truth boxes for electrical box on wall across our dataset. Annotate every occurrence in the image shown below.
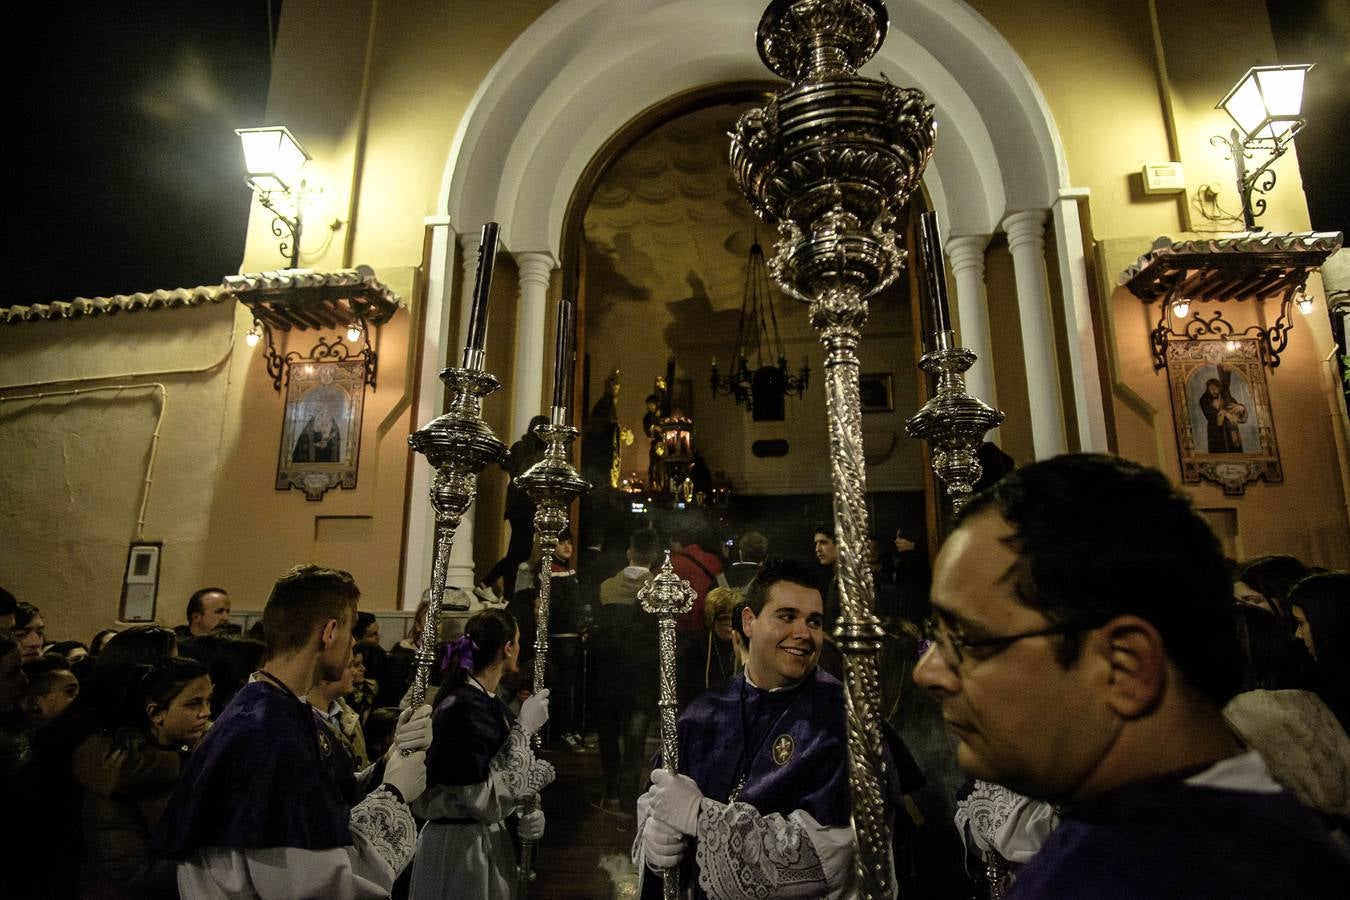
[119,542,162,622]
[1142,163,1186,195]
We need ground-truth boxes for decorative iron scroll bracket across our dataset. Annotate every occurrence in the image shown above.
[260,322,377,391]
[1149,283,1300,371]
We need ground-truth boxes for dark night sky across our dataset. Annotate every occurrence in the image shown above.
[4,2,1345,306]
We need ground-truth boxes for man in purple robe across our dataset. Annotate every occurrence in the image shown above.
[153,565,434,899]
[635,557,923,898]
[915,454,1350,898]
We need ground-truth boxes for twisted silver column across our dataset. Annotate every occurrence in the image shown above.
[639,552,697,900]
[513,413,590,896]
[731,3,936,896]
[406,366,506,707]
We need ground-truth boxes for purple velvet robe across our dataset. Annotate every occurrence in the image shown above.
[152,680,351,857]
[1008,779,1350,898]
[648,669,922,899]
[426,682,512,788]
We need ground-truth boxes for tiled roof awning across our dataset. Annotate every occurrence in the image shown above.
[223,265,403,332]
[2,285,226,325]
[1121,231,1343,303]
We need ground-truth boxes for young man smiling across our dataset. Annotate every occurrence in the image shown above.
[916,454,1350,897]
[636,557,923,898]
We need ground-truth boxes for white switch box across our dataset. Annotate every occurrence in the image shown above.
[1142,163,1186,195]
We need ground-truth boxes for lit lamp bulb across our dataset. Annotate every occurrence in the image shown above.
[245,324,261,347]
[346,323,362,342]
[1296,293,1315,315]
[1171,298,1190,318]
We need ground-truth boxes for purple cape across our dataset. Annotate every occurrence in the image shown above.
[426,682,512,787]
[647,669,923,899]
[1009,778,1350,898]
[152,680,352,857]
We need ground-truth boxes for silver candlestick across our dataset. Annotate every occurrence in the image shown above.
[730,2,936,896]
[405,223,504,710]
[906,211,1004,514]
[513,410,590,896]
[406,366,506,707]
[639,552,697,900]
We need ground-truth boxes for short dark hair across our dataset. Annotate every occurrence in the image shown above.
[353,611,378,639]
[21,654,72,695]
[1234,556,1308,631]
[744,557,822,616]
[629,529,662,567]
[261,566,360,657]
[959,453,1241,705]
[811,522,835,542]
[738,531,769,563]
[15,601,41,630]
[187,587,228,621]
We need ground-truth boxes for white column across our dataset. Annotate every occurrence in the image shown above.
[510,251,556,440]
[402,219,463,606]
[1050,192,1110,452]
[945,234,999,442]
[1003,209,1068,458]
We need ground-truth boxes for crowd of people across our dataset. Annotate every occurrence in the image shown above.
[1,453,1348,898]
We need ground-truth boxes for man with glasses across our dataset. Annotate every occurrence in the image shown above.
[915,454,1349,897]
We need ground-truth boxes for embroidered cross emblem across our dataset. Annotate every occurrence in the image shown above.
[772,733,794,766]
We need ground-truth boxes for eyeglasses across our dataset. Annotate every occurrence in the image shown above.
[918,616,1085,666]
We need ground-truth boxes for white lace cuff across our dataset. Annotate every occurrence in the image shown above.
[491,723,555,800]
[694,799,828,899]
[349,787,416,877]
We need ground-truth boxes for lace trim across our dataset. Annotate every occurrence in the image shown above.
[491,723,556,799]
[695,799,825,899]
[350,787,417,876]
[954,779,1019,856]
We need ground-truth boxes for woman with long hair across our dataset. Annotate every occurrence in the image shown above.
[409,609,554,899]
[73,657,212,899]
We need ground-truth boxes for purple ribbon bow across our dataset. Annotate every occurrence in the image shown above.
[441,632,478,673]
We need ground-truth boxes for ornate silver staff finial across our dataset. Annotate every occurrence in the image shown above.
[513,413,590,895]
[638,551,697,900]
[405,367,506,707]
[730,1,935,896]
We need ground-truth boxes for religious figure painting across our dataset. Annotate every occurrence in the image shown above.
[276,358,366,500]
[1166,338,1281,495]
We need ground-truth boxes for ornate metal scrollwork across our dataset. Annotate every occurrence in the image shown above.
[730,2,936,896]
[260,323,378,392]
[1149,283,1301,371]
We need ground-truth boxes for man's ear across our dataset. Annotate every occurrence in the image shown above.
[1095,615,1167,719]
[741,606,756,640]
[319,618,339,651]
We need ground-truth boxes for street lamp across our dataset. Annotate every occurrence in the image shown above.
[236,125,312,268]
[1211,64,1313,231]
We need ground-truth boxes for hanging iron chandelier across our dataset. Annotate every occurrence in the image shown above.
[708,237,810,420]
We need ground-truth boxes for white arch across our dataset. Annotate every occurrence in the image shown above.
[441,0,1071,251]
[411,0,1107,604]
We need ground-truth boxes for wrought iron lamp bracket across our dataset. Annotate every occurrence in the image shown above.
[258,321,377,392]
[1150,281,1303,371]
[1209,123,1302,233]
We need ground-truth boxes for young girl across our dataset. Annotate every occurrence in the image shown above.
[74,657,212,899]
[409,608,554,899]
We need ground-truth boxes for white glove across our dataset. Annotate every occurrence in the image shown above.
[649,769,703,837]
[392,704,433,755]
[519,808,546,841]
[642,815,686,871]
[382,746,427,804]
[517,688,551,736]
